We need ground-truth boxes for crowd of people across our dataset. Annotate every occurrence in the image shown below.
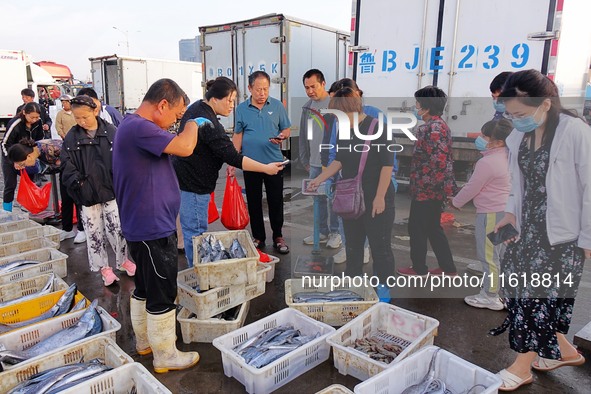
[0,68,589,389]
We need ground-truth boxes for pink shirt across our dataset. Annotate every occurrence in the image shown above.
[452,147,510,213]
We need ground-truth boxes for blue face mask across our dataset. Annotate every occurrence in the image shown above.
[413,107,423,119]
[512,106,544,133]
[474,136,488,151]
[493,100,505,113]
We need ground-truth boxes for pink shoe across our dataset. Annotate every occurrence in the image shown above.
[119,259,136,277]
[101,267,120,286]
[396,266,428,277]
[428,268,457,276]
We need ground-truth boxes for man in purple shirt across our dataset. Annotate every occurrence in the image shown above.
[113,79,199,373]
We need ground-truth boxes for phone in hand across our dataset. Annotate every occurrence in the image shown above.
[487,224,519,245]
[280,159,290,166]
[269,137,285,142]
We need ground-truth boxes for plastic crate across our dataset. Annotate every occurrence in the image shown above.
[0,237,58,258]
[0,219,39,235]
[0,211,28,224]
[177,263,270,319]
[0,273,69,306]
[316,384,355,394]
[0,248,68,284]
[0,306,121,370]
[354,346,502,394]
[178,301,250,343]
[0,223,61,246]
[262,254,280,283]
[193,230,259,290]
[326,303,439,382]
[0,288,87,326]
[57,362,172,394]
[285,279,379,326]
[0,336,133,393]
[213,307,336,394]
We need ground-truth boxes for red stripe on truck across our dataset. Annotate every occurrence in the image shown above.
[556,0,564,12]
[550,40,559,56]
[350,17,356,32]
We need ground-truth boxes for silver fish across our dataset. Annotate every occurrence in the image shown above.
[0,273,55,308]
[293,289,364,303]
[70,297,87,312]
[402,348,441,394]
[0,260,41,274]
[230,239,247,259]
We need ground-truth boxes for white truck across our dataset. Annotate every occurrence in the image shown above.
[348,0,591,181]
[89,55,204,114]
[199,13,350,153]
[0,49,62,133]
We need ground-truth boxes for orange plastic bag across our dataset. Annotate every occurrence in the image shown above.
[16,170,52,214]
[221,176,249,230]
[208,192,219,224]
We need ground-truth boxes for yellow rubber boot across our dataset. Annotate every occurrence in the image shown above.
[147,310,200,373]
[129,297,152,355]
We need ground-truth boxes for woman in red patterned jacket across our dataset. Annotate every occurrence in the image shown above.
[398,86,458,277]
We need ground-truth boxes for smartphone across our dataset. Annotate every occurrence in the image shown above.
[269,137,285,142]
[280,159,290,166]
[487,224,519,245]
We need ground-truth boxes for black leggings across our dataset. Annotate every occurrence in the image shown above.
[2,155,18,203]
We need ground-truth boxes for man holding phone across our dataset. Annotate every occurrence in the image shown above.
[231,71,291,254]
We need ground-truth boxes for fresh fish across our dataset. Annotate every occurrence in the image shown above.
[401,348,441,394]
[0,273,55,308]
[293,289,364,303]
[230,239,247,258]
[70,297,87,312]
[0,284,78,333]
[212,305,241,321]
[348,332,404,365]
[0,260,41,274]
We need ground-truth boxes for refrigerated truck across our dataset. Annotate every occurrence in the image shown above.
[89,55,203,114]
[348,0,591,181]
[199,13,350,153]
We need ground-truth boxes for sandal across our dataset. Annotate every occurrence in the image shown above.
[273,237,289,254]
[532,353,585,372]
[253,239,266,250]
[497,369,533,392]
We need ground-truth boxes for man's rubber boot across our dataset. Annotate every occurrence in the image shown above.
[129,297,152,355]
[2,202,12,212]
[147,309,200,373]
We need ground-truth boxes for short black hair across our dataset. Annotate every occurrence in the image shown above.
[205,77,237,101]
[248,71,270,87]
[143,78,187,107]
[302,69,325,84]
[77,87,99,100]
[21,88,35,98]
[489,72,513,94]
[414,86,447,116]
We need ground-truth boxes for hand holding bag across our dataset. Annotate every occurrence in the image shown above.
[332,118,378,220]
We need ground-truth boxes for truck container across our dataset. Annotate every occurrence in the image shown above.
[89,55,203,114]
[199,13,350,153]
[348,0,591,181]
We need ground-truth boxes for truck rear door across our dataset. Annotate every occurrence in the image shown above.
[121,59,148,113]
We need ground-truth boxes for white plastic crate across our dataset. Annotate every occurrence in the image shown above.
[0,223,61,246]
[177,263,270,319]
[316,384,355,394]
[193,230,259,290]
[0,211,28,224]
[0,336,133,393]
[213,307,336,394]
[285,279,379,326]
[0,247,68,284]
[0,237,58,258]
[326,303,439,382]
[0,306,121,370]
[57,362,172,394]
[178,301,250,343]
[0,218,39,235]
[354,346,502,394]
[262,254,280,283]
[0,273,68,305]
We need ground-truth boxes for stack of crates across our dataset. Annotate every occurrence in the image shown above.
[176,230,271,343]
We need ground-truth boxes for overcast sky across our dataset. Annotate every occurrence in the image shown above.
[3,0,350,81]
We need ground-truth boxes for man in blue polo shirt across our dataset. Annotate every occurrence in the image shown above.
[231,71,291,254]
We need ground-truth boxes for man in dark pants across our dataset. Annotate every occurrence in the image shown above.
[113,79,199,373]
[398,86,458,277]
[231,71,291,254]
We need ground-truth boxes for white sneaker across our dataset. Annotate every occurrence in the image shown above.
[464,292,504,311]
[303,233,328,245]
[466,262,483,274]
[60,230,76,241]
[333,248,346,264]
[326,233,342,249]
[74,230,87,244]
[363,246,370,264]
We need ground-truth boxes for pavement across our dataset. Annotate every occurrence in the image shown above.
[2,166,591,393]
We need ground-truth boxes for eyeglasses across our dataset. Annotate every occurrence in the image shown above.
[503,105,540,120]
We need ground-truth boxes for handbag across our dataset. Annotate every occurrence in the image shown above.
[332,118,378,220]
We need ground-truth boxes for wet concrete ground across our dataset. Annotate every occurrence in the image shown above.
[4,168,591,393]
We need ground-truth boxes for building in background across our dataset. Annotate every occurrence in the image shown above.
[179,35,201,63]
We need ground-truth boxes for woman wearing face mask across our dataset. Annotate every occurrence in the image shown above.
[449,119,512,311]
[173,77,284,267]
[1,102,45,212]
[488,70,591,391]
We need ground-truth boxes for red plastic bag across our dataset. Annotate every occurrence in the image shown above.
[208,192,219,224]
[221,176,249,230]
[257,249,272,262]
[16,170,52,214]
